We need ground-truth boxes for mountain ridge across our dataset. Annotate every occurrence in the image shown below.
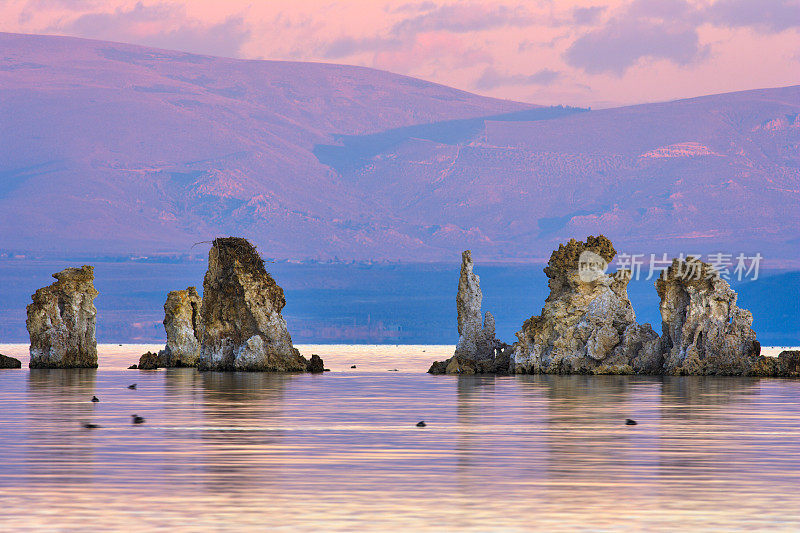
[1,32,798,264]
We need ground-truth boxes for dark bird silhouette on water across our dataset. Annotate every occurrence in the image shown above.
[91,396,99,402]
[625,419,638,425]
[416,421,426,427]
[351,365,357,368]
[131,414,145,424]
[128,384,137,390]
[82,422,100,429]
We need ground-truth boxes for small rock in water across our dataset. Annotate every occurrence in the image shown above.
[306,354,325,373]
[388,369,398,372]
[128,384,137,390]
[128,364,138,369]
[0,354,22,369]
[118,344,123,346]
[625,419,638,425]
[323,368,331,372]
[131,414,145,424]
[82,422,100,429]
[350,365,357,369]
[137,351,160,370]
[416,421,426,427]
[91,396,99,403]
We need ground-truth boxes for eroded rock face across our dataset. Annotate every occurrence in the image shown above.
[429,251,511,374]
[454,251,497,361]
[429,236,782,377]
[27,266,98,369]
[160,287,202,367]
[657,257,761,375]
[197,237,320,372]
[511,236,660,374]
[0,354,22,369]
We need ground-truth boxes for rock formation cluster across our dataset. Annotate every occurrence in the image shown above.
[430,236,785,376]
[196,237,321,372]
[27,266,98,369]
[134,239,321,373]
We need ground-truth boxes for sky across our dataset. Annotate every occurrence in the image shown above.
[1,0,798,108]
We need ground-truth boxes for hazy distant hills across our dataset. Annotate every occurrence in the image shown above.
[1,32,798,263]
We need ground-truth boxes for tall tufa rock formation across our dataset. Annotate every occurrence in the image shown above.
[197,237,321,372]
[160,287,203,367]
[657,257,762,375]
[454,250,496,361]
[511,236,660,374]
[429,250,510,374]
[27,266,99,368]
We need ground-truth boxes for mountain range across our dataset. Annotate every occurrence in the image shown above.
[1,32,798,264]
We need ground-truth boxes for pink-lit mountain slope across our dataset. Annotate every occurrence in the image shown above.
[0,32,529,257]
[321,85,800,263]
[1,32,798,263]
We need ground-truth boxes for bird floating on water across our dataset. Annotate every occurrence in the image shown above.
[131,414,145,424]
[128,384,137,390]
[82,422,100,429]
[625,419,638,425]
[91,396,99,402]
[416,421,426,427]
[351,365,357,368]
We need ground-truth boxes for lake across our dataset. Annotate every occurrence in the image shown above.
[2,344,800,531]
[0,259,798,346]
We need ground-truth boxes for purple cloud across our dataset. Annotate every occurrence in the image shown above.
[474,67,562,90]
[392,1,438,14]
[565,19,707,75]
[706,0,800,32]
[54,2,250,58]
[321,36,402,59]
[390,3,532,36]
[320,3,531,60]
[572,6,607,25]
[564,0,709,76]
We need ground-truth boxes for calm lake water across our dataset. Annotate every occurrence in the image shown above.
[2,344,800,531]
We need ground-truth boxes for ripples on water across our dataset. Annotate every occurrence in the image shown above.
[2,344,800,531]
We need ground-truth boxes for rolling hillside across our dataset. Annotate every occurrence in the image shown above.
[1,32,798,263]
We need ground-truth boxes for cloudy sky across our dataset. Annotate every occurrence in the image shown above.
[2,0,798,107]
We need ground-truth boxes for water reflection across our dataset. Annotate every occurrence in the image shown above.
[2,357,800,530]
[25,369,98,485]
[197,372,292,493]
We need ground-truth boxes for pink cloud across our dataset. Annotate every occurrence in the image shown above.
[0,0,798,108]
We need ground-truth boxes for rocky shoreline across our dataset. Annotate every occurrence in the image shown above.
[429,236,798,377]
